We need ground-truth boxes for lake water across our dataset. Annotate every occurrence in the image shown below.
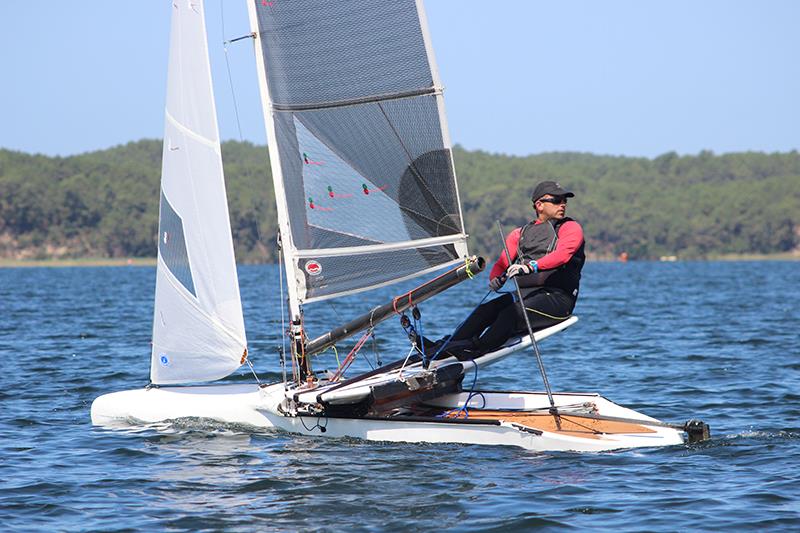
[1,261,799,530]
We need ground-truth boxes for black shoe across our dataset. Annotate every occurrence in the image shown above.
[411,333,440,352]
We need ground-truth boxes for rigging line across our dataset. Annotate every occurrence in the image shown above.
[220,0,244,141]
[376,102,460,233]
[428,290,492,364]
[523,306,572,321]
[278,237,289,388]
[246,357,262,386]
[397,345,418,379]
[442,362,479,419]
[220,1,269,262]
[368,310,382,368]
[330,329,372,382]
[496,221,560,427]
[555,415,603,435]
[325,298,344,325]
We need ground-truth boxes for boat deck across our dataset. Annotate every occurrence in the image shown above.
[459,410,657,439]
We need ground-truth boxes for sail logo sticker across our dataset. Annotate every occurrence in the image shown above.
[159,354,170,367]
[305,261,322,276]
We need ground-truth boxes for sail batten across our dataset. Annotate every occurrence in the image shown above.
[295,235,469,259]
[271,87,441,112]
[150,0,247,385]
[164,109,220,151]
[249,0,469,308]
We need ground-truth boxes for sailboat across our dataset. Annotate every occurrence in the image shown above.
[91,0,708,452]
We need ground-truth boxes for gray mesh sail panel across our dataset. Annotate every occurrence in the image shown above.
[252,0,432,107]
[300,244,458,301]
[158,192,196,297]
[257,0,466,301]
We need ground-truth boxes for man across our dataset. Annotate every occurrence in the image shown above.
[437,180,585,359]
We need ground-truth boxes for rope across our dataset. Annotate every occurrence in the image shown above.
[299,413,328,433]
[440,362,483,419]
[464,257,474,279]
[426,290,492,364]
[330,329,372,382]
[523,307,572,321]
[397,345,418,379]
[246,357,262,386]
[278,239,289,387]
[369,311,383,368]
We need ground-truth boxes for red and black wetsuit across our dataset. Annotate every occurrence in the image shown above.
[447,218,585,357]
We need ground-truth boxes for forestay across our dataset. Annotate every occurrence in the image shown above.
[249,0,469,306]
[150,0,247,385]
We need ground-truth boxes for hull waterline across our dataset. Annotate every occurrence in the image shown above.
[91,383,685,452]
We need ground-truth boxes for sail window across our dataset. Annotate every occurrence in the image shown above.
[158,192,196,297]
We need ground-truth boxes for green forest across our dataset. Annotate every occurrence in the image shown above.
[1,140,798,262]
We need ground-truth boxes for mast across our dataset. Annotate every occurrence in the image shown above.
[246,1,309,379]
[246,1,471,382]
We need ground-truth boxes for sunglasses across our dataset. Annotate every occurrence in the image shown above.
[538,196,568,205]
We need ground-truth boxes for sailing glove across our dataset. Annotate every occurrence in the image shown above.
[489,275,505,291]
[506,261,538,278]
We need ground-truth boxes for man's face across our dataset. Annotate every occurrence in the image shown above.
[536,195,568,220]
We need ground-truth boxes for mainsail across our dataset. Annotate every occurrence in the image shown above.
[247,0,469,312]
[150,0,247,385]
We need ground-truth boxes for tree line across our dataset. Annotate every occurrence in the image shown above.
[1,140,798,262]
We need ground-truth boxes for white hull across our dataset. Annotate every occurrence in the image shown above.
[91,382,685,452]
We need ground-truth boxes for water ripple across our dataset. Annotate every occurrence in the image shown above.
[1,262,799,530]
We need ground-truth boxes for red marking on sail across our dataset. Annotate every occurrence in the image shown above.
[302,152,323,165]
[362,184,388,194]
[326,185,353,199]
[308,197,333,211]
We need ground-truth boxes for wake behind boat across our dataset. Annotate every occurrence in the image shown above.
[91,0,708,452]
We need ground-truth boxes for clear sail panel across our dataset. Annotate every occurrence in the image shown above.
[252,0,432,107]
[150,0,247,385]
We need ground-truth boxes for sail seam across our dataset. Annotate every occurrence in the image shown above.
[272,87,441,112]
[293,113,459,233]
[165,109,220,151]
[295,234,468,258]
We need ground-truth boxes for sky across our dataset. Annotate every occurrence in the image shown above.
[0,0,798,158]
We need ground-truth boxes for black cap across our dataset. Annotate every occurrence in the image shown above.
[531,181,575,202]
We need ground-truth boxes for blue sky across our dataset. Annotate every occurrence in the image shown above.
[1,0,797,158]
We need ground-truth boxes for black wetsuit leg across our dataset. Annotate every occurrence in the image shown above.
[448,289,575,357]
[449,293,515,345]
[515,288,575,333]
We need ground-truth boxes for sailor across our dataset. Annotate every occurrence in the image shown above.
[438,180,585,359]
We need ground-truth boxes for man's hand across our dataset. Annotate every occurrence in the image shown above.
[489,275,505,292]
[506,261,538,278]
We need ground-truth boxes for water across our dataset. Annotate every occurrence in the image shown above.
[1,262,799,531]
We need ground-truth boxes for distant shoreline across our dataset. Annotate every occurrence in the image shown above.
[1,252,798,268]
[0,257,157,268]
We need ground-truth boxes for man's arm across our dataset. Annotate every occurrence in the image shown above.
[489,228,521,279]
[535,221,584,270]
